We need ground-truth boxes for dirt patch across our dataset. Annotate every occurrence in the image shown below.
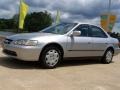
[0,48,120,90]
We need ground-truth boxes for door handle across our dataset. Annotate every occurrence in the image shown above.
[88,42,91,44]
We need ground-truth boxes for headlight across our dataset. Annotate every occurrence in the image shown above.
[12,39,38,46]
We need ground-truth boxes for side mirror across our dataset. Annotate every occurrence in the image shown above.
[72,31,81,36]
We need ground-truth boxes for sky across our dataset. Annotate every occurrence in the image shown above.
[0,0,120,32]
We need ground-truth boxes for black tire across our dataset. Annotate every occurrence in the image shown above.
[40,46,62,69]
[101,49,113,64]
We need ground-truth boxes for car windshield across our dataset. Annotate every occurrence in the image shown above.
[41,23,77,35]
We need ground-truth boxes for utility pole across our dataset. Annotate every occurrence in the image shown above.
[108,0,111,13]
[107,0,111,32]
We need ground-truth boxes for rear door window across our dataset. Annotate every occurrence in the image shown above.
[90,25,108,38]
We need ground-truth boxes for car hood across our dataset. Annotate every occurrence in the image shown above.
[7,33,60,40]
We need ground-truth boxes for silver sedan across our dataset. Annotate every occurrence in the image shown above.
[2,23,120,68]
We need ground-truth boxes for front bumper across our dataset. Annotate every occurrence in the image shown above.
[2,44,42,61]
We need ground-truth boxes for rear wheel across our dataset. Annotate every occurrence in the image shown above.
[101,49,113,64]
[40,46,62,69]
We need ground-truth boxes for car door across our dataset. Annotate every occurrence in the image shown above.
[67,24,93,57]
[89,25,109,56]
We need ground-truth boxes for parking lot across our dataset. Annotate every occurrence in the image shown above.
[0,48,120,90]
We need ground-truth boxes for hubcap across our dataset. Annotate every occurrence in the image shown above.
[45,50,59,67]
[106,51,113,62]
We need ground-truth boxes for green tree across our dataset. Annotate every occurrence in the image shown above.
[0,19,7,29]
[24,11,53,32]
[12,14,19,29]
[0,19,16,30]
[0,11,53,32]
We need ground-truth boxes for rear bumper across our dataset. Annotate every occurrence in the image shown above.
[114,48,120,56]
[2,44,42,61]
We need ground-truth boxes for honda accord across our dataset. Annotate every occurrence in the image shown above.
[2,23,120,68]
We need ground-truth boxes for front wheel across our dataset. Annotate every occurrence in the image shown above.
[101,49,113,64]
[40,46,62,69]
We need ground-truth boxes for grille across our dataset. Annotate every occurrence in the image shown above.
[3,49,17,56]
[4,39,13,44]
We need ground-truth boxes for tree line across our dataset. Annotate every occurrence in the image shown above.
[0,11,120,39]
[0,11,52,32]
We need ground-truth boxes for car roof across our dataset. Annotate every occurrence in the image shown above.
[60,22,102,29]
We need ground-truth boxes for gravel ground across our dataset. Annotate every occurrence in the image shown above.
[0,37,5,45]
[0,48,120,90]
